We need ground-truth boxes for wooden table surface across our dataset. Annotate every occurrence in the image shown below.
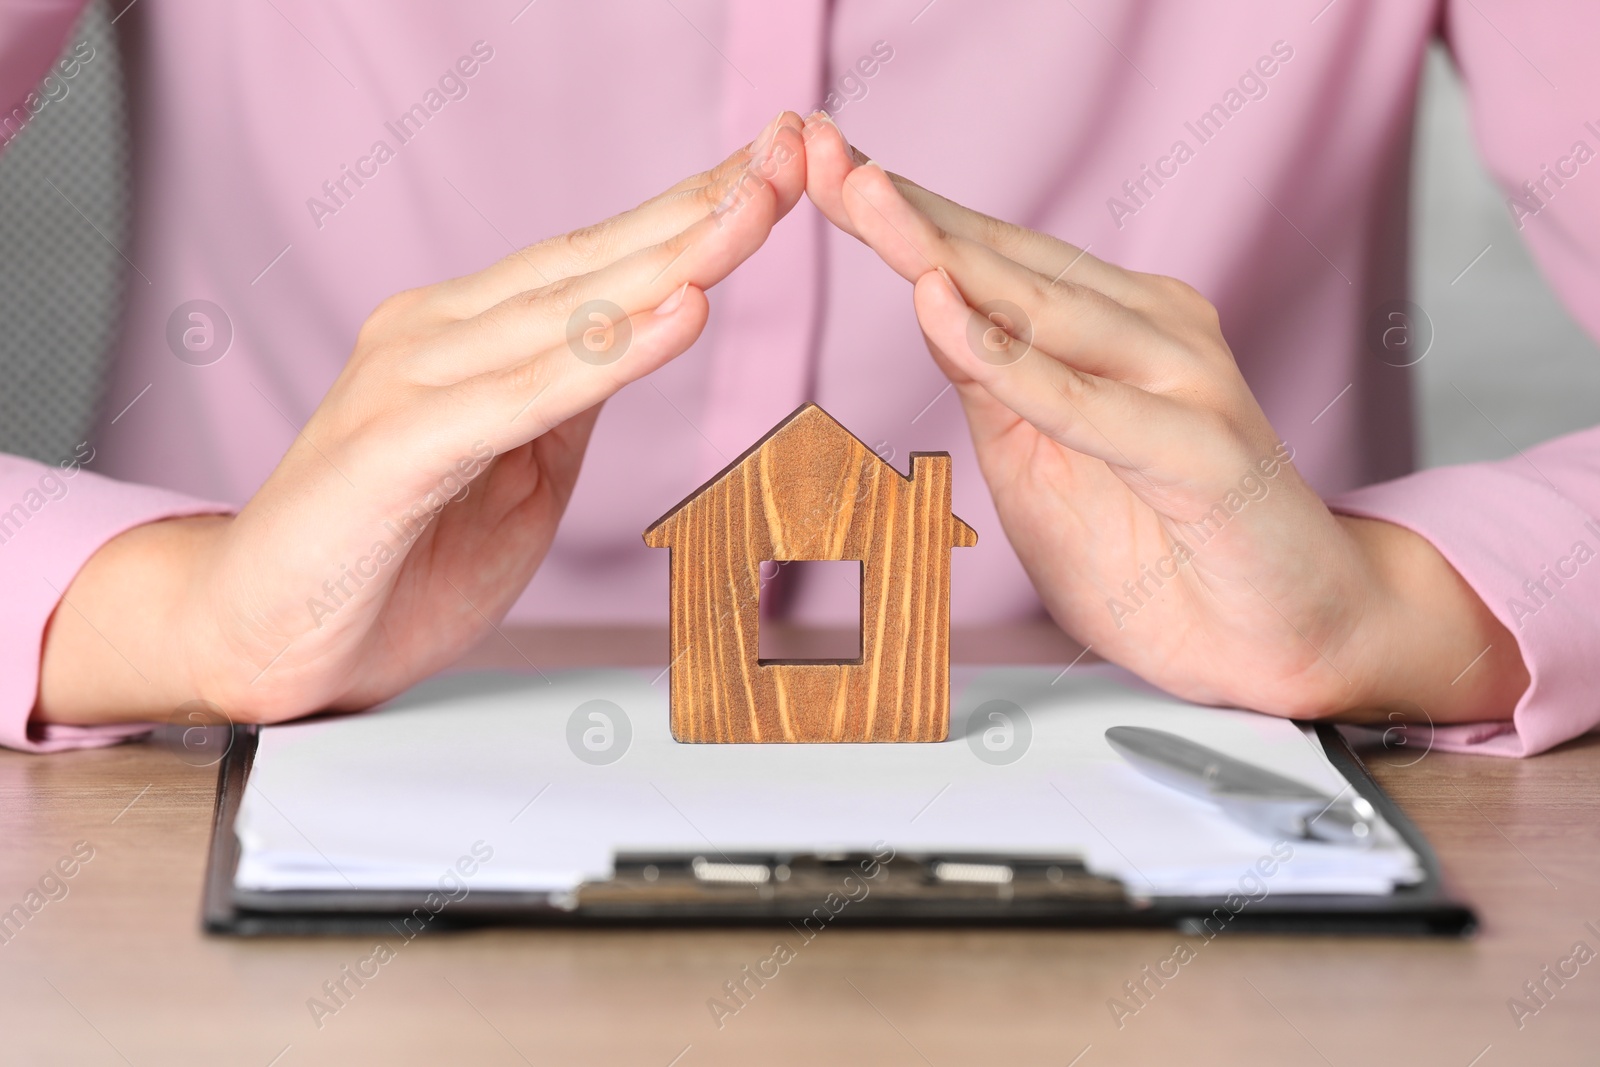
[3,625,1597,1066]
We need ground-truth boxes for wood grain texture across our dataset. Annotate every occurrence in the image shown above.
[644,404,977,743]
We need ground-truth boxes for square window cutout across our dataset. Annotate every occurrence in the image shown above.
[757,559,862,664]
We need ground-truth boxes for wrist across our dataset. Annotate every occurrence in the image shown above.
[1332,515,1527,724]
[35,515,232,727]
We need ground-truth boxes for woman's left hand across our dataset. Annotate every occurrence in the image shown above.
[802,114,1526,723]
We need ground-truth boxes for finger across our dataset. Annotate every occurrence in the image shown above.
[888,179,1142,304]
[424,166,782,380]
[450,282,712,452]
[843,163,1168,383]
[439,113,807,315]
[912,269,1210,481]
[665,110,807,217]
[800,111,861,237]
[753,112,808,218]
[804,114,1139,303]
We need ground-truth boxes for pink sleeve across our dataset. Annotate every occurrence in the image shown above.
[0,0,90,146]
[0,456,230,753]
[1334,429,1600,758]
[1331,4,1600,757]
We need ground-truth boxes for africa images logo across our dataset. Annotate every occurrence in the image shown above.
[965,699,1032,765]
[566,700,631,766]
[166,300,233,366]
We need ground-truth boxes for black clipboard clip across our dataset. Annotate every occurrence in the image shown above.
[567,851,1127,916]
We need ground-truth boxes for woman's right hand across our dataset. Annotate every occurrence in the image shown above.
[37,112,808,728]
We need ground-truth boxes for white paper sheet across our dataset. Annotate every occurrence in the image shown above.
[233,666,1422,898]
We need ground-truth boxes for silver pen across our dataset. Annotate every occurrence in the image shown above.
[1104,726,1377,847]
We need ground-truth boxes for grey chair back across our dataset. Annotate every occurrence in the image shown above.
[0,0,127,464]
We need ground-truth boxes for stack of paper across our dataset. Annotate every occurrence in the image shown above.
[233,666,1422,899]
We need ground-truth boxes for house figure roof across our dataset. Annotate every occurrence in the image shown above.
[644,402,977,549]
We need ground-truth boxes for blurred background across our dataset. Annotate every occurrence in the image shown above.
[1,8,1595,475]
[1412,44,1600,467]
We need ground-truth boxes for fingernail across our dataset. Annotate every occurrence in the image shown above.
[804,110,842,145]
[752,111,784,155]
[654,282,690,316]
[934,266,960,300]
[750,141,776,176]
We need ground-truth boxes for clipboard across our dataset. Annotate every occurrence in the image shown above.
[199,672,1475,937]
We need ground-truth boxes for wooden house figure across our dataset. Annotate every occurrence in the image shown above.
[643,403,977,743]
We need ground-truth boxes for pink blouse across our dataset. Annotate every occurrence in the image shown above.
[2,0,1596,755]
